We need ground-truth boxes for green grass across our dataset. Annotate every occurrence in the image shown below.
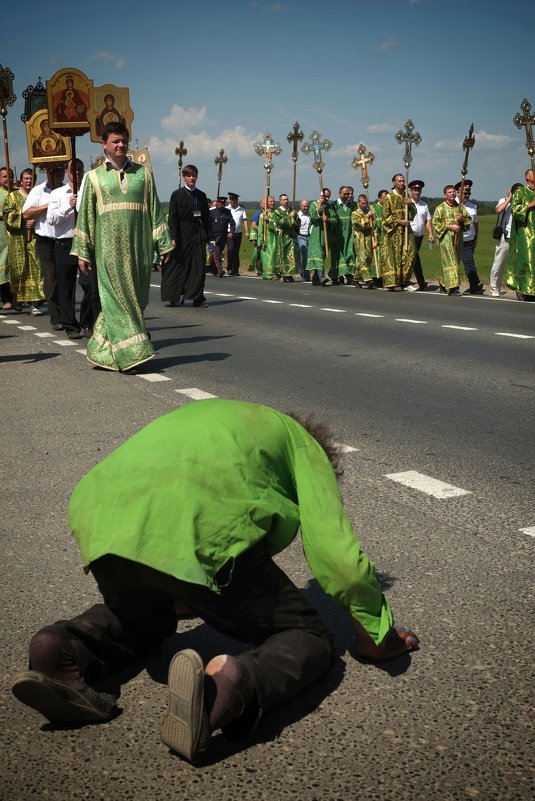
[237,214,499,283]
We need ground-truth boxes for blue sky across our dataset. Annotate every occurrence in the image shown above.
[2,0,535,203]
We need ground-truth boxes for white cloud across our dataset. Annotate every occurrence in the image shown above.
[376,35,401,53]
[149,126,264,161]
[249,1,286,9]
[367,122,392,134]
[160,104,208,133]
[90,51,126,70]
[434,130,515,152]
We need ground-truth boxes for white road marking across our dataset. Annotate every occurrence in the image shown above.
[519,526,535,538]
[35,332,55,338]
[53,339,78,346]
[18,325,37,331]
[2,319,22,325]
[237,296,257,300]
[137,373,171,382]
[262,299,283,304]
[395,318,428,324]
[76,349,87,355]
[175,388,217,400]
[213,293,234,297]
[356,313,384,318]
[442,325,478,331]
[336,443,359,453]
[384,470,471,499]
[495,332,535,340]
[321,307,346,313]
[289,303,313,308]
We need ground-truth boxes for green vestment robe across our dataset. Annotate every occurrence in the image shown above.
[381,191,416,287]
[505,184,535,296]
[307,200,334,273]
[371,201,385,277]
[351,207,374,282]
[0,187,9,286]
[257,211,280,279]
[432,202,471,290]
[331,201,355,277]
[69,399,394,644]
[271,206,298,277]
[71,163,172,371]
[3,190,44,302]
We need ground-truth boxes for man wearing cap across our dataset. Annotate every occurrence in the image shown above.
[209,197,235,276]
[407,180,433,291]
[455,180,484,294]
[226,193,249,276]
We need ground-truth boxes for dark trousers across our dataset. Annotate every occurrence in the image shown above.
[1,281,13,305]
[55,238,80,333]
[36,235,60,325]
[226,233,242,274]
[461,239,481,289]
[39,544,333,726]
[413,235,427,288]
[78,263,100,330]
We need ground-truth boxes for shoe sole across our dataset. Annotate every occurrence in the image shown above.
[160,649,208,762]
[12,671,111,723]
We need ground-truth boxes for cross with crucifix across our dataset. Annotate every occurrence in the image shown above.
[254,132,282,177]
[351,143,375,194]
[175,140,187,187]
[514,98,535,172]
[395,119,422,171]
[287,121,303,209]
[214,148,228,197]
[301,129,333,174]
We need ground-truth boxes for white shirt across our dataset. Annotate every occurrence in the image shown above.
[410,198,431,237]
[457,198,477,241]
[228,204,247,234]
[46,184,77,239]
[22,181,60,238]
[496,197,512,237]
[297,210,310,236]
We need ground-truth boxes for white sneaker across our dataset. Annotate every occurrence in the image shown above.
[31,305,43,316]
[406,284,418,292]
[490,289,500,297]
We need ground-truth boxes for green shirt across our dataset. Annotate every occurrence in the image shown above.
[69,399,393,644]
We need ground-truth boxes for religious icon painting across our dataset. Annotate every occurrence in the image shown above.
[47,68,92,130]
[26,109,71,165]
[89,84,134,143]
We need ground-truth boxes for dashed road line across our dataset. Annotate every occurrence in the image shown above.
[336,443,359,453]
[137,373,172,382]
[519,526,535,537]
[53,339,78,347]
[175,388,217,400]
[34,332,55,338]
[395,318,428,324]
[262,299,283,304]
[18,325,37,331]
[2,319,21,325]
[442,324,478,331]
[320,307,346,313]
[237,296,257,300]
[356,313,384,318]
[384,470,471,499]
[495,332,535,340]
[289,303,313,308]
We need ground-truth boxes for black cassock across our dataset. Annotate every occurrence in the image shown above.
[161,186,210,303]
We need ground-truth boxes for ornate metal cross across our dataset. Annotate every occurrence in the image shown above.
[175,139,187,186]
[460,122,475,178]
[301,130,333,174]
[351,143,375,194]
[287,121,303,164]
[254,132,282,176]
[0,63,17,192]
[395,119,422,171]
[214,148,227,197]
[514,98,535,171]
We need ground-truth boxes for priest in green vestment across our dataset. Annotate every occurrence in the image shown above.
[331,186,356,284]
[432,185,471,294]
[371,189,388,281]
[505,169,535,299]
[271,194,298,280]
[307,189,334,285]
[382,175,416,289]
[257,196,280,280]
[351,194,375,286]
[72,123,172,372]
[0,167,11,301]
[3,169,44,306]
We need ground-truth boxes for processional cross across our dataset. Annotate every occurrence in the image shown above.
[395,119,422,250]
[254,132,282,238]
[514,98,535,173]
[214,148,228,198]
[453,123,476,246]
[175,140,187,187]
[351,144,379,273]
[287,121,303,209]
[301,130,333,256]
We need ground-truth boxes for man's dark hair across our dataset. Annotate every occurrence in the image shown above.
[377,189,388,199]
[182,164,198,177]
[102,122,129,141]
[20,167,33,178]
[288,413,343,477]
[443,184,455,194]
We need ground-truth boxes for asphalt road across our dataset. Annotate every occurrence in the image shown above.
[1,274,533,801]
